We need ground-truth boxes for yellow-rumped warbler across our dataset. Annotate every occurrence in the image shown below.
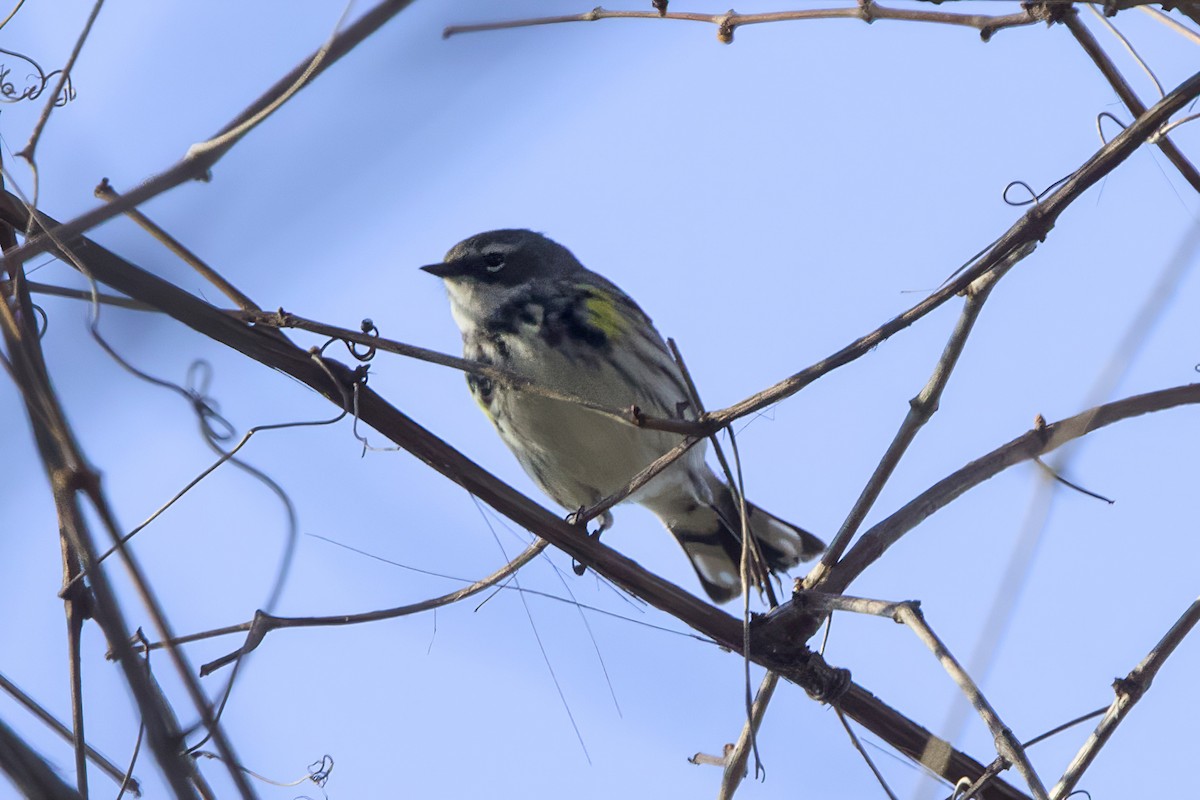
[422,229,824,602]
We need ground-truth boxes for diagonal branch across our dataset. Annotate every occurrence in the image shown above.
[1063,8,1200,194]
[803,245,1026,589]
[1049,595,1200,799]
[757,383,1200,649]
[0,0,417,268]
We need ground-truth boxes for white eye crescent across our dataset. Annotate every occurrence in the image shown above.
[484,253,506,272]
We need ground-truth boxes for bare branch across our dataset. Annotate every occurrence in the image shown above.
[95,179,262,312]
[1049,595,1200,799]
[828,383,1200,592]
[244,309,704,436]
[718,671,779,800]
[710,66,1200,430]
[0,718,84,800]
[0,671,141,795]
[443,3,1048,43]
[836,708,900,800]
[184,539,549,675]
[804,246,1024,589]
[15,0,104,166]
[1,0,418,268]
[1063,8,1200,194]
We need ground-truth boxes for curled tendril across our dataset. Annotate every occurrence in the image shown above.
[1096,111,1128,145]
[0,47,75,106]
[1002,172,1074,207]
[184,359,236,444]
[307,755,334,788]
[29,302,48,338]
[346,317,378,362]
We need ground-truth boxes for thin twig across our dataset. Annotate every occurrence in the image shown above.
[803,246,1021,589]
[94,180,261,312]
[0,671,141,795]
[15,0,104,165]
[757,382,1200,642]
[954,701,1108,800]
[15,279,154,310]
[1063,9,1200,194]
[717,72,1200,434]
[836,708,900,800]
[1085,3,1164,98]
[245,309,702,435]
[1,0,418,268]
[185,540,549,675]
[718,671,780,800]
[1137,4,1200,45]
[443,3,1046,43]
[667,339,776,793]
[1049,596,1200,799]
[0,718,83,800]
[895,602,1046,799]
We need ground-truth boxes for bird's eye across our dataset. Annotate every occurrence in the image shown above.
[484,252,506,272]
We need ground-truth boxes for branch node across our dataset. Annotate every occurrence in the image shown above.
[629,403,646,426]
[1113,673,1145,702]
[716,10,736,43]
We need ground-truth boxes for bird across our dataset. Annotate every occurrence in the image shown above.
[421,229,824,602]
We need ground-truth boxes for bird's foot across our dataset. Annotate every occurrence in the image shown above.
[568,508,612,576]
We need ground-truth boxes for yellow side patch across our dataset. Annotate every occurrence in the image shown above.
[581,288,628,340]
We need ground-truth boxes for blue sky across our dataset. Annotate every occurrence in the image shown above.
[1,2,1198,798]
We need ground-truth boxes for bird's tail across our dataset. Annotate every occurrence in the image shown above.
[657,477,825,604]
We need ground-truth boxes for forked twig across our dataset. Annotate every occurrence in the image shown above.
[1063,9,1200,194]
[1049,596,1200,799]
[0,671,141,795]
[174,539,550,675]
[443,3,1047,43]
[94,180,262,312]
[799,592,1049,800]
[803,245,1027,589]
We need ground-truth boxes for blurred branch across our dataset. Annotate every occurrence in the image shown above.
[1138,4,1200,45]
[798,593,1050,797]
[1049,595,1200,799]
[0,671,141,795]
[444,2,1050,43]
[0,207,217,797]
[1063,8,1200,194]
[0,718,83,800]
[15,279,154,310]
[1106,0,1200,26]
[95,179,262,312]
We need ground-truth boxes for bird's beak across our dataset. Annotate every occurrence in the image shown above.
[420,259,467,279]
